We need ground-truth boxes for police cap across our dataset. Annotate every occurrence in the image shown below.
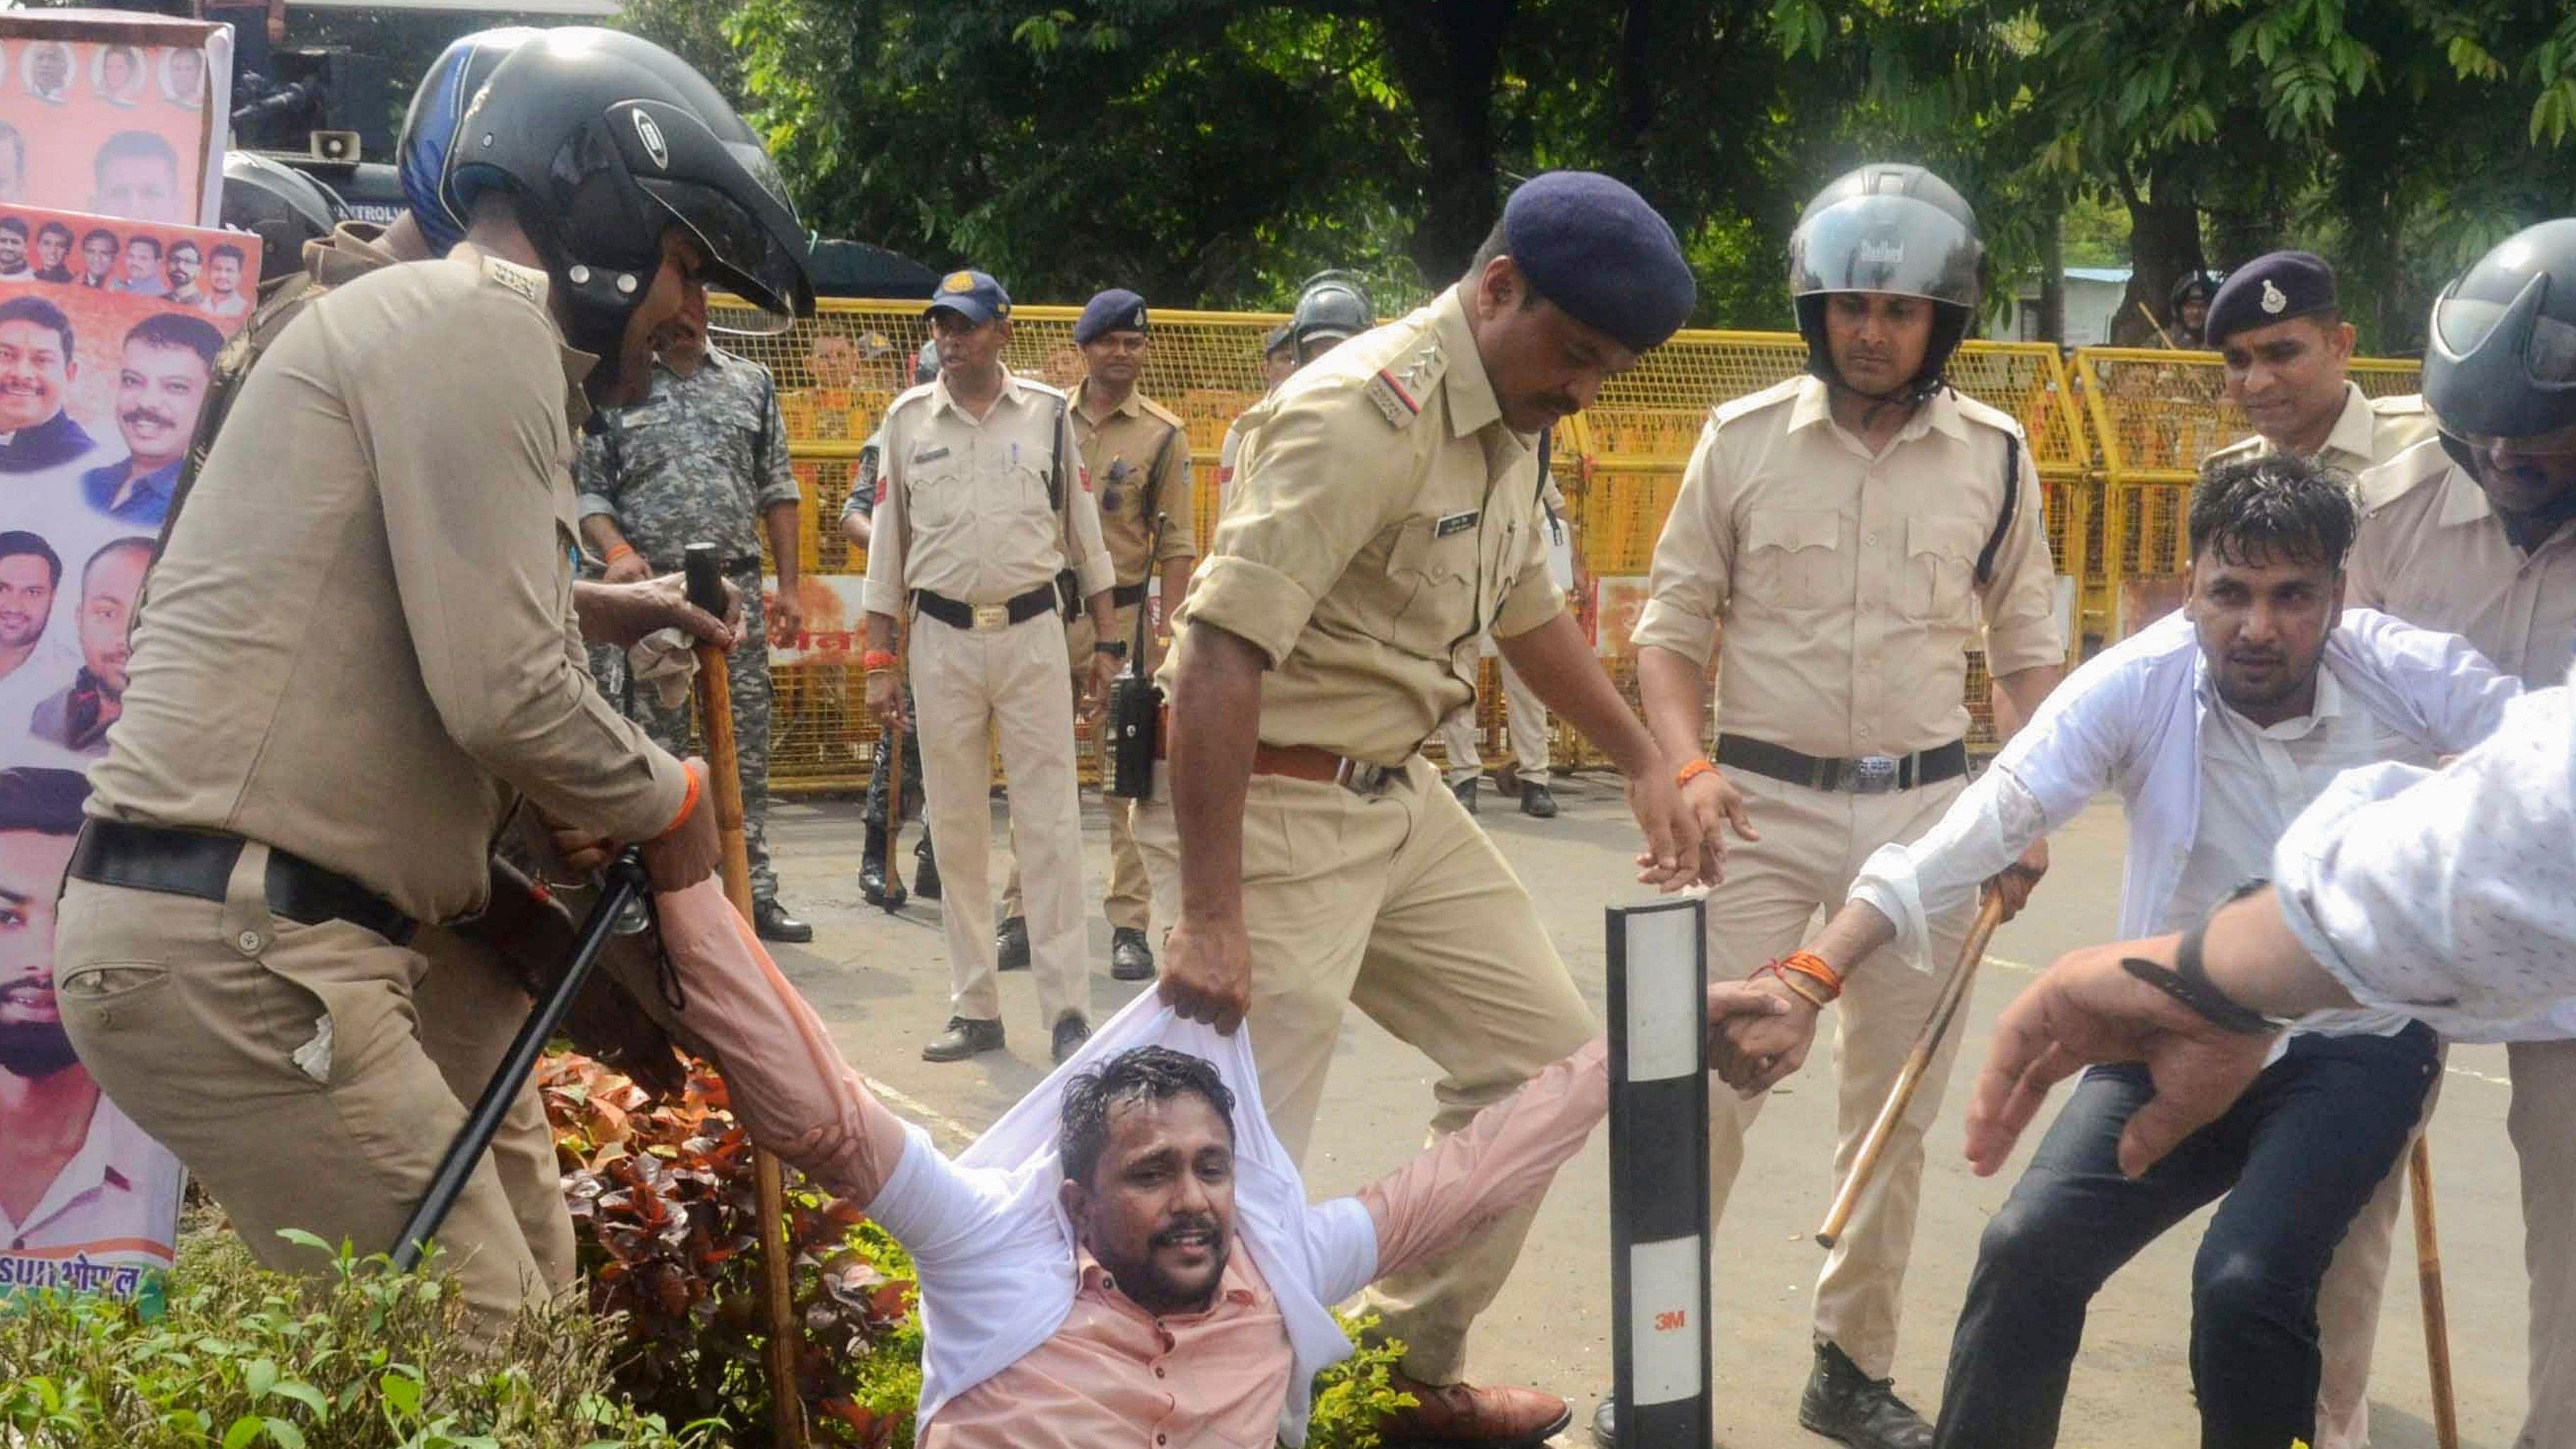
[2206,251,2338,348]
[926,269,1011,326]
[1074,288,1148,346]
[1499,171,1695,353]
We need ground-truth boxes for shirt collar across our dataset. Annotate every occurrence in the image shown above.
[1072,1245,1261,1314]
[2197,658,2343,740]
[1784,374,1969,447]
[1430,286,1504,440]
[0,1096,137,1242]
[2319,382,2379,467]
[1078,377,1146,422]
[931,367,1032,423]
[2436,462,2498,530]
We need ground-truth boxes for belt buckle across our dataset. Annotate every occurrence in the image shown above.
[971,603,1011,632]
[1848,755,1901,794]
[1333,758,1392,796]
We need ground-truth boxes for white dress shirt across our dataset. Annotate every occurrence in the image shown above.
[2276,671,2576,1040]
[1853,608,2519,1048]
[0,1092,184,1298]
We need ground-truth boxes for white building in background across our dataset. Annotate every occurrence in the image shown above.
[1997,266,2131,348]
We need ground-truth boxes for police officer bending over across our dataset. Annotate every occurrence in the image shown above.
[54,30,814,1338]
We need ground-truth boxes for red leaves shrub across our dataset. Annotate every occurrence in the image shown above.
[543,1052,925,1448]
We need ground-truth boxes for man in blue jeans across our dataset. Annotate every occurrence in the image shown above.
[1715,452,2513,1448]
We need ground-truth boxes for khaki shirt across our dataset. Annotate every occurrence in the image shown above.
[1634,375,2063,758]
[861,371,1114,613]
[2204,382,2433,490]
[2348,438,2576,687]
[1074,382,1196,582]
[1170,286,1562,766]
[90,247,689,922]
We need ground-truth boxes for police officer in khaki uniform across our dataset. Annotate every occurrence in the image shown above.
[2200,252,2431,484]
[1625,165,2064,1449]
[998,288,1194,982]
[863,269,1119,1069]
[2330,221,2576,1449]
[1142,171,1708,1444]
[52,33,814,1336]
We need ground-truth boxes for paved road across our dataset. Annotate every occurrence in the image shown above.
[761,776,2529,1448]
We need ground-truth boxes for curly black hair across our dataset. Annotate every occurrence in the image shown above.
[1059,1046,1237,1185]
[2189,451,2359,571]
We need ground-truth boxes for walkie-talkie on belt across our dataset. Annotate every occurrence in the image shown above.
[1106,513,1167,801]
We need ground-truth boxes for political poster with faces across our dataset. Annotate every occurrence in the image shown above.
[0,12,231,228]
[0,199,247,1309]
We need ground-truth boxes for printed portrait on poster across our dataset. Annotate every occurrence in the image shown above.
[0,13,230,228]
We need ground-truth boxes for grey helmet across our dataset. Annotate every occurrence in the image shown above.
[1290,270,1375,360]
[914,336,940,386]
[1788,164,1983,400]
[2424,219,2576,463]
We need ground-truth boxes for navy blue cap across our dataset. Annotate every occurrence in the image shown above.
[1500,171,1696,353]
[925,269,1011,326]
[2205,251,2338,347]
[1074,288,1148,346]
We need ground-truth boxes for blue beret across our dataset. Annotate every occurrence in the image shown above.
[1501,171,1695,353]
[2205,251,2338,347]
[925,269,1011,326]
[1074,288,1149,346]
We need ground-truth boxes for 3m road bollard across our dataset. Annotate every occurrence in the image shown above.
[1607,896,1712,1448]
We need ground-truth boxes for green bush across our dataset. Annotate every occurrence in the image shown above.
[0,1224,713,1448]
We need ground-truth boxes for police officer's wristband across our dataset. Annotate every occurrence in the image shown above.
[605,542,639,568]
[1675,757,1719,790]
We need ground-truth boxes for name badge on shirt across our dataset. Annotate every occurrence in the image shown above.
[1435,509,1481,538]
[620,403,667,429]
[912,444,950,464]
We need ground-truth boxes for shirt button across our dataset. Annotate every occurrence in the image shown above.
[1155,1367,1167,1378]
[1865,532,1879,546]
[238,931,262,953]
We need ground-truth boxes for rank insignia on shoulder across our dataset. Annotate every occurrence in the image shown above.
[1435,509,1480,537]
[482,255,547,306]
[1366,368,1423,427]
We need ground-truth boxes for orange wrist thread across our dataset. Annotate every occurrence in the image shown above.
[654,766,702,841]
[1777,950,1844,1001]
[1675,757,1717,790]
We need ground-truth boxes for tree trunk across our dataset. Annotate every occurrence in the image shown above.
[2112,172,2202,346]
[1373,0,1519,286]
[2037,214,2066,344]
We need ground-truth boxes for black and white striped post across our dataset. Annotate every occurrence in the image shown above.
[1606,896,1712,1448]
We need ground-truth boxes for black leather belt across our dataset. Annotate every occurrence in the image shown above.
[1716,735,1968,794]
[1110,581,1148,609]
[67,819,419,945]
[913,583,1060,632]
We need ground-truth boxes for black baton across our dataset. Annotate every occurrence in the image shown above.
[391,847,651,1272]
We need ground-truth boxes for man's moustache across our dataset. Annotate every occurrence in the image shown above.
[122,408,176,432]
[1149,1215,1222,1248]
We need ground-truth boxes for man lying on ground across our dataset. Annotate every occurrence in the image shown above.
[1714,453,2518,1449]
[634,873,1787,1448]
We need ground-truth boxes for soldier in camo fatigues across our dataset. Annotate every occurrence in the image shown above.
[574,295,812,942]
[840,425,937,903]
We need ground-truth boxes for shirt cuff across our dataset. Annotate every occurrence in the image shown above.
[1492,576,1568,640]
[862,577,907,617]
[757,485,803,510]
[1631,598,1717,665]
[1072,548,1116,601]
[575,492,619,523]
[1983,617,2068,678]
[1848,847,1933,974]
[1177,555,1315,668]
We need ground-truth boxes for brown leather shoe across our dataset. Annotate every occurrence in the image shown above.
[1375,1372,1572,1446]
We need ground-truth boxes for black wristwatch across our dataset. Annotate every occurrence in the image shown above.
[2119,880,2290,1036]
[1095,640,1128,659]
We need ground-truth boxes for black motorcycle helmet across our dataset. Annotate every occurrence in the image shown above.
[1289,271,1375,361]
[1788,164,1983,402]
[219,151,346,285]
[440,27,815,365]
[2424,219,2576,469]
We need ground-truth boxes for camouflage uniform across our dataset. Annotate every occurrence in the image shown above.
[573,346,801,905]
[841,429,928,848]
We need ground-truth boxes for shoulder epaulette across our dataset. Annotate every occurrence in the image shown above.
[1950,390,2030,439]
[1136,392,1187,431]
[1361,336,1445,429]
[2357,435,2453,516]
[1712,376,1803,428]
[2368,392,2427,417]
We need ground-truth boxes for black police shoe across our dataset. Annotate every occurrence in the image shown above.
[859,827,892,906]
[1451,776,1479,814]
[1052,1013,1091,1065]
[754,899,814,943]
[1520,781,1559,819]
[922,1017,1005,1063]
[1799,1341,1934,1449]
[912,841,941,900]
[1110,927,1155,982]
[996,915,1031,970]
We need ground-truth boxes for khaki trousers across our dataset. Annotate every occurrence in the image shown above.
[2510,1038,2576,1449]
[2312,1053,2446,1449]
[1004,602,1151,934]
[53,855,565,1338]
[1702,766,1973,1379]
[912,608,1088,1029]
[1132,754,1596,1381]
[1439,655,1553,785]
